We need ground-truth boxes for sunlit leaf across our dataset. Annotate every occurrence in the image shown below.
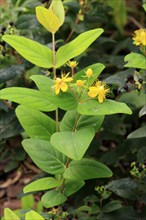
[4,208,20,220]
[25,210,45,220]
[36,6,61,33]
[24,177,60,193]
[2,35,53,68]
[56,28,104,68]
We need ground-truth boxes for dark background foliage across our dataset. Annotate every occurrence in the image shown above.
[0,0,146,219]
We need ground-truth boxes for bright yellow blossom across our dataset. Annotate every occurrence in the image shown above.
[67,60,78,68]
[53,73,73,95]
[133,29,146,46]
[86,68,93,78]
[88,81,110,103]
[76,80,84,87]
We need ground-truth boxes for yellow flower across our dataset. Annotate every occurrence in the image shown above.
[88,81,110,103]
[86,68,93,78]
[53,73,73,94]
[76,80,84,87]
[67,60,78,68]
[133,29,146,46]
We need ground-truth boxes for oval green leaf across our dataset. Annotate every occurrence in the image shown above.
[36,6,61,33]
[22,139,67,175]
[4,208,20,220]
[41,190,67,208]
[56,28,104,68]
[2,35,53,68]
[127,126,146,139]
[77,99,132,115]
[24,177,60,193]
[64,158,113,180]
[51,128,95,160]
[16,105,56,141]
[0,87,56,112]
[124,53,146,69]
[25,210,44,220]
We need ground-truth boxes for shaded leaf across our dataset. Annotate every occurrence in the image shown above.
[106,178,138,200]
[127,126,146,139]
[102,200,122,213]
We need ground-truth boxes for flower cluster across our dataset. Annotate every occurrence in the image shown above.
[132,29,146,46]
[52,63,110,103]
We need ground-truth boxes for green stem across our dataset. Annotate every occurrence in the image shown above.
[52,32,59,131]
[52,33,56,80]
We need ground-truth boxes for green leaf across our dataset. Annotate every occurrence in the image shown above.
[16,105,56,141]
[118,91,146,108]
[102,200,122,213]
[127,126,146,139]
[41,190,67,208]
[49,0,65,26]
[77,99,132,115]
[143,3,146,11]
[25,210,44,220]
[63,180,85,197]
[64,158,113,180]
[2,35,53,68]
[23,177,60,193]
[73,63,105,86]
[21,194,34,209]
[56,28,104,68]
[0,87,56,112]
[124,53,146,69]
[106,178,138,200]
[51,128,95,160]
[36,6,61,34]
[4,208,20,220]
[139,105,146,118]
[60,110,104,132]
[22,139,67,175]
[31,75,78,110]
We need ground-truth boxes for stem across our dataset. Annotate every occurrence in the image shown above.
[52,32,59,131]
[52,33,56,80]
[55,108,59,132]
